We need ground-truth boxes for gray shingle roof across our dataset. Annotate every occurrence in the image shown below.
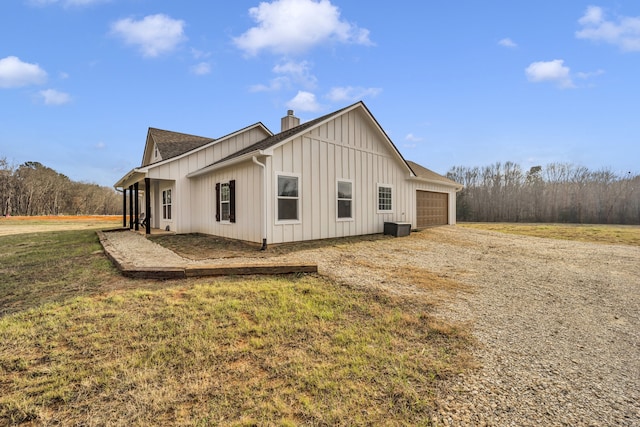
[149,128,214,162]
[213,104,355,165]
[406,160,461,187]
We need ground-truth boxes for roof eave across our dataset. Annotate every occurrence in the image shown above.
[186,150,272,178]
[114,168,147,189]
[255,101,417,178]
[408,175,464,191]
[355,102,416,177]
[142,122,271,169]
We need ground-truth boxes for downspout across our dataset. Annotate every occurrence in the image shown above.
[252,156,268,250]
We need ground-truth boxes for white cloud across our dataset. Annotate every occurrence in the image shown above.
[39,89,71,105]
[273,60,309,75]
[525,59,575,89]
[578,5,604,26]
[250,60,317,92]
[249,77,289,92]
[190,62,211,75]
[326,86,381,102]
[405,133,423,143]
[576,6,640,52]
[286,91,321,112]
[498,38,517,48]
[190,48,211,60]
[233,0,372,56]
[95,141,106,149]
[111,14,187,57]
[0,56,47,88]
[274,60,317,87]
[576,69,605,79]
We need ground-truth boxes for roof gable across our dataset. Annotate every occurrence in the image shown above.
[142,128,215,166]
[211,102,414,177]
[212,104,353,166]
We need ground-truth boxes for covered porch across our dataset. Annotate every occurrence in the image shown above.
[114,170,171,235]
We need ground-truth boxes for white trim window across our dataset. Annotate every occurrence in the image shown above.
[337,179,353,220]
[377,184,392,213]
[162,189,172,220]
[220,182,230,221]
[215,180,236,223]
[277,174,300,222]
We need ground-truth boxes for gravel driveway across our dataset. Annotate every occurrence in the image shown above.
[103,227,640,426]
[412,228,640,426]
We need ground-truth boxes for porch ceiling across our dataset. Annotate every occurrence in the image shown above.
[114,170,146,190]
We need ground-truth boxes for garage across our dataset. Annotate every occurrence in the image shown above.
[416,190,449,227]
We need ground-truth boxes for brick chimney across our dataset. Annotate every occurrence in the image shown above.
[281,109,300,132]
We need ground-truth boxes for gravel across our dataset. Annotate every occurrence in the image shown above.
[101,227,640,426]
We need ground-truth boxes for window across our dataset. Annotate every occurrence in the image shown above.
[337,180,353,219]
[215,180,236,223]
[162,189,172,219]
[220,183,230,221]
[277,175,299,221]
[377,184,392,212]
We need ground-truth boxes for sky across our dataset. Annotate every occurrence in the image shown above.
[1,0,639,187]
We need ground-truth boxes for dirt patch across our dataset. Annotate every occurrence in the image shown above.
[148,232,392,259]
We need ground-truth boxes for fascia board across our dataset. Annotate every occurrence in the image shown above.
[144,123,271,170]
[408,175,463,191]
[186,150,271,178]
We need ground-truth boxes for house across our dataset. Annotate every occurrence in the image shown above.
[114,101,462,247]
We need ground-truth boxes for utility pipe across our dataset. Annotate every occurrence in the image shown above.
[252,156,268,250]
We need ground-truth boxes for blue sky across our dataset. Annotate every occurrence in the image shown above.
[1,0,638,187]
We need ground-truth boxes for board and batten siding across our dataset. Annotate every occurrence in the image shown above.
[267,109,412,244]
[190,162,263,242]
[144,125,270,234]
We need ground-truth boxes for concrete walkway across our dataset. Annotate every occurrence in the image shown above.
[97,229,317,279]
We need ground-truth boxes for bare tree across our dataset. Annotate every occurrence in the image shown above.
[0,159,121,216]
[448,162,639,224]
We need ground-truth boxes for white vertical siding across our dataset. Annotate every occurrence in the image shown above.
[143,126,270,235]
[141,108,457,242]
[190,162,263,242]
[267,109,417,244]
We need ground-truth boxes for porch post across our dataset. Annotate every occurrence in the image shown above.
[134,182,139,231]
[129,185,133,229]
[122,188,127,227]
[145,178,151,235]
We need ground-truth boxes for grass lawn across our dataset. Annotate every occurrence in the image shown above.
[0,217,471,426]
[460,222,640,246]
[0,215,122,237]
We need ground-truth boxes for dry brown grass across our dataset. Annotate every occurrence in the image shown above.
[0,218,473,426]
[460,222,640,246]
[1,215,120,222]
[0,215,121,236]
[350,258,466,294]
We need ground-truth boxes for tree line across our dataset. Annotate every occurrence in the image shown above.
[1,158,121,216]
[3,157,639,224]
[447,162,640,224]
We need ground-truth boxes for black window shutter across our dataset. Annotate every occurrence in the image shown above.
[215,183,220,222]
[229,180,236,223]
